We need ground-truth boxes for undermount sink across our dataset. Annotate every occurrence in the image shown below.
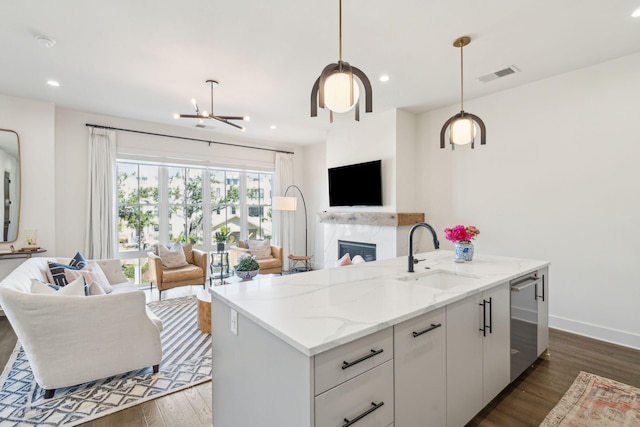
[396,270,481,291]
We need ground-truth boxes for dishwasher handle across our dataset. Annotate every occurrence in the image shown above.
[510,276,541,292]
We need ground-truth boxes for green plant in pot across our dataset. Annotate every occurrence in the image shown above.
[214,226,231,251]
[234,253,260,281]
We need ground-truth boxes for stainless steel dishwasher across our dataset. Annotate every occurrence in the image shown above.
[510,273,542,382]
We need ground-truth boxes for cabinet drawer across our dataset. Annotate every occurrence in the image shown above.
[315,327,393,395]
[315,360,394,427]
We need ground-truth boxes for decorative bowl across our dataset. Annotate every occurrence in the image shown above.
[235,269,259,281]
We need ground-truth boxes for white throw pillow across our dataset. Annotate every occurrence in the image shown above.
[247,239,272,260]
[31,276,87,296]
[157,241,189,268]
[351,255,366,264]
[64,262,114,294]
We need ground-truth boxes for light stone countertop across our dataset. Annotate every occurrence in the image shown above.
[209,250,550,356]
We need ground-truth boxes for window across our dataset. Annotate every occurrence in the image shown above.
[117,161,273,284]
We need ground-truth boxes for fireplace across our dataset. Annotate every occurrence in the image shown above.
[338,240,377,262]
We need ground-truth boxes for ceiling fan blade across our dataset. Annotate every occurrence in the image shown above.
[177,114,205,119]
[215,115,246,121]
[211,116,244,130]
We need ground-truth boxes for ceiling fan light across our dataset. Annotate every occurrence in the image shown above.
[324,72,360,113]
[173,113,180,119]
[450,117,476,145]
[201,110,208,117]
[243,116,250,121]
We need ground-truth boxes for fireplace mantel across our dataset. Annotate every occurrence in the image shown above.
[318,211,424,227]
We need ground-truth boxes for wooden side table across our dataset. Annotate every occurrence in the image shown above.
[197,289,212,334]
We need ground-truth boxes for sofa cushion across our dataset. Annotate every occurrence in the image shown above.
[258,257,282,270]
[31,276,87,296]
[336,253,352,267]
[247,239,272,260]
[88,281,107,295]
[161,264,203,284]
[64,262,114,294]
[157,242,189,268]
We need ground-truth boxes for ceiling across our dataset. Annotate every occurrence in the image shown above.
[1,0,639,147]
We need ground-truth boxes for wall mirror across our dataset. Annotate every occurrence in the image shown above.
[0,129,20,243]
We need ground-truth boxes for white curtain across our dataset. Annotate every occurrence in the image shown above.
[85,127,117,259]
[273,152,294,266]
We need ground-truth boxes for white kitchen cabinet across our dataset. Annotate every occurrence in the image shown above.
[315,360,394,427]
[537,267,549,357]
[446,282,510,427]
[394,307,446,427]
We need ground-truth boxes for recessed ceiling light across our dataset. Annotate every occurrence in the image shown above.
[379,75,390,82]
[270,125,277,130]
[47,80,60,87]
[35,35,56,48]
[632,8,640,17]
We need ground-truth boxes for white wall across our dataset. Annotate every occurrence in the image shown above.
[417,52,640,349]
[0,94,56,254]
[301,142,326,268]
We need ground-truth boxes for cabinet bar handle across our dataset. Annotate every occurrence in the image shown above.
[343,401,384,427]
[538,275,545,301]
[342,349,384,370]
[488,297,493,334]
[479,300,486,337]
[412,323,442,337]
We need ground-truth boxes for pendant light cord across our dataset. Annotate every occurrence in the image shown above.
[338,0,343,61]
[460,42,464,111]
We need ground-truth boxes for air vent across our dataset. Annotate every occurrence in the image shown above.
[195,123,206,128]
[478,65,520,83]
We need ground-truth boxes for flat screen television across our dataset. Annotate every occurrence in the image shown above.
[328,160,383,207]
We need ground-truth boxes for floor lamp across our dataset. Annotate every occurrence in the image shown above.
[272,184,308,257]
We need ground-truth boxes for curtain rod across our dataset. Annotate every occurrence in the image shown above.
[85,123,294,155]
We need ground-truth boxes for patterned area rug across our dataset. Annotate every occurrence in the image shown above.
[0,295,211,426]
[540,371,640,427]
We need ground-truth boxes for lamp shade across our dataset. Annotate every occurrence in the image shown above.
[450,117,477,145]
[324,72,360,113]
[272,196,297,211]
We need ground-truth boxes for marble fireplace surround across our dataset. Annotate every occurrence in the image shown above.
[319,212,425,269]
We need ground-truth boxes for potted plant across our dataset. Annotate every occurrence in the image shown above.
[214,226,231,252]
[234,253,260,281]
[444,225,480,262]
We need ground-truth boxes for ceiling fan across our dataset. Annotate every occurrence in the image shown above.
[173,79,249,131]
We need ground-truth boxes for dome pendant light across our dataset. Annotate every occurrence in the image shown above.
[311,0,372,122]
[440,36,486,150]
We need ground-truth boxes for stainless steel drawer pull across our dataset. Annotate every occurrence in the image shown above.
[343,401,384,427]
[412,323,442,337]
[341,349,383,370]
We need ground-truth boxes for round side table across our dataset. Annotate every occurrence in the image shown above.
[197,289,212,334]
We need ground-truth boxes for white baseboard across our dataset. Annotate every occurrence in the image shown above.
[550,315,640,350]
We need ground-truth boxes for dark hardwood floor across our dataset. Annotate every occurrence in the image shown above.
[1,305,639,426]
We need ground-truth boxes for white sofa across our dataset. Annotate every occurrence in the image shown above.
[0,257,163,398]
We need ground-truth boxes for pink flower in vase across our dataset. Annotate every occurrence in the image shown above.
[444,225,480,243]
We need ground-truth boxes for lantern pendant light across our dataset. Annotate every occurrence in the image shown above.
[311,0,372,122]
[440,36,486,149]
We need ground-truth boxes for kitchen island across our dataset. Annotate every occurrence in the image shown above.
[210,250,550,427]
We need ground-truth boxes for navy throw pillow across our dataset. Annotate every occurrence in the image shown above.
[47,252,88,287]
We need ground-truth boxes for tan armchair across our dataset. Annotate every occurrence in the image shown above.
[148,247,208,300]
[228,243,283,275]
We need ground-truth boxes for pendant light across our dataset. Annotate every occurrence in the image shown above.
[311,0,372,122]
[440,36,486,149]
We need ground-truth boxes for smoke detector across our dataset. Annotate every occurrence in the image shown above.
[478,65,520,83]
